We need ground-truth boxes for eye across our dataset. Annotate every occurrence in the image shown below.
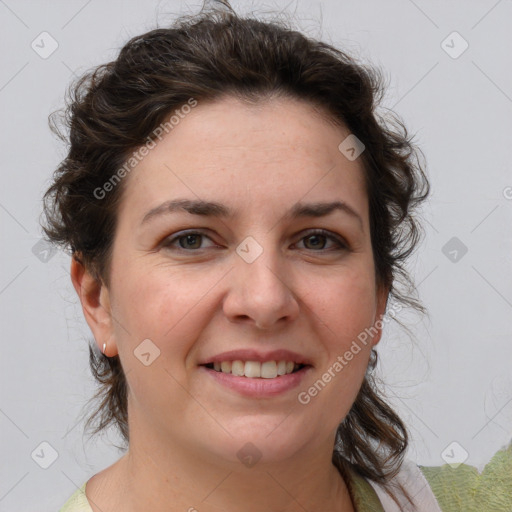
[161,229,348,253]
[295,229,348,251]
[162,230,216,251]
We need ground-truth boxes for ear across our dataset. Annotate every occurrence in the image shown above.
[371,284,390,347]
[70,255,118,357]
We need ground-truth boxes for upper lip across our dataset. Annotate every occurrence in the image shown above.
[198,349,313,366]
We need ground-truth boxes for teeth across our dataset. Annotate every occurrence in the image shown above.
[277,360,287,376]
[232,360,245,376]
[244,361,261,378]
[261,361,277,378]
[210,360,302,378]
[221,361,232,373]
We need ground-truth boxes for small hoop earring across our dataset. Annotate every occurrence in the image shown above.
[102,342,107,355]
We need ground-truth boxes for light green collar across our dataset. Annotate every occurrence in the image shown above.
[61,465,387,512]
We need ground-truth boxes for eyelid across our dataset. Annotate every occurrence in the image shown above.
[162,228,349,252]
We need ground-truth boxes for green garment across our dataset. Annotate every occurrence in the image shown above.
[59,442,512,512]
[419,440,512,512]
[58,475,387,512]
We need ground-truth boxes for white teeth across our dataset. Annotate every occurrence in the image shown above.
[231,360,245,376]
[261,361,277,379]
[209,360,303,378]
[220,361,232,373]
[244,361,261,378]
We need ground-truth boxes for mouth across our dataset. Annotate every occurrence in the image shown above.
[198,359,312,397]
[197,349,313,396]
[201,360,309,378]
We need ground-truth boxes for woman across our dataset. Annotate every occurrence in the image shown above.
[43,2,510,511]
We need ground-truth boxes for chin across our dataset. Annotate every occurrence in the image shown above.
[212,420,313,466]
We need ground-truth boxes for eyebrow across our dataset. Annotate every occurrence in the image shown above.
[141,198,363,229]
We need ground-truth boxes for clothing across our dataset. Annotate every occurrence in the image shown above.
[59,483,90,512]
[57,466,439,512]
[59,443,512,512]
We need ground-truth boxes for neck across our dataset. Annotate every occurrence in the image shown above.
[93,423,355,512]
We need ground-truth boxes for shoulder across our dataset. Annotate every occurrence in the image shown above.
[420,439,512,512]
[367,459,443,512]
[366,438,511,512]
[59,482,93,512]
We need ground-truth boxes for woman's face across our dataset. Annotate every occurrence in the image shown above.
[88,96,387,466]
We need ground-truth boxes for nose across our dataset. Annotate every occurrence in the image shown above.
[222,244,300,330]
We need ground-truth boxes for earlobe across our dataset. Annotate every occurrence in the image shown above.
[70,255,118,357]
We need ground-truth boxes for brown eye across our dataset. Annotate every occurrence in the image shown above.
[178,234,203,249]
[303,233,327,250]
[297,230,348,252]
[162,231,216,251]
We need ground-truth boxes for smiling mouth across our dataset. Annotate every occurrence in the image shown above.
[202,361,308,378]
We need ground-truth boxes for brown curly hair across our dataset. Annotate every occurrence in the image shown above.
[42,2,429,509]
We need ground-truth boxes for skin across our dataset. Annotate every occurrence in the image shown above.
[71,95,388,512]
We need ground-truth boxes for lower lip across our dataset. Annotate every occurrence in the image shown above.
[199,365,312,397]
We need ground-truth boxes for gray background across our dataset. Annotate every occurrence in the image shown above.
[0,0,511,510]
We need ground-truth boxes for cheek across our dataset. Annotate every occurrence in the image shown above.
[110,262,220,352]
[305,271,377,424]
[309,265,378,341]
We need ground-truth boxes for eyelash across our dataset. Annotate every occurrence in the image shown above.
[161,229,349,253]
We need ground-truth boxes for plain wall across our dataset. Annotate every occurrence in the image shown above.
[0,0,511,510]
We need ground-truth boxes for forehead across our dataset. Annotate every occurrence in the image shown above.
[119,95,368,225]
